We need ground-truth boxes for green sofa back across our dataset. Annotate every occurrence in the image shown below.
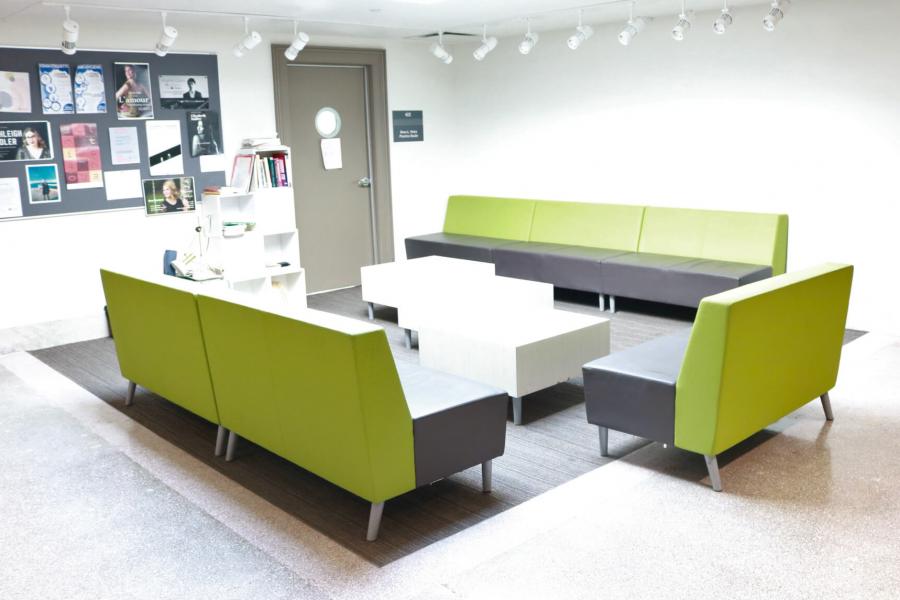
[443,195,536,241]
[196,293,417,504]
[675,263,853,456]
[99,269,219,424]
[529,201,645,251]
[638,207,789,274]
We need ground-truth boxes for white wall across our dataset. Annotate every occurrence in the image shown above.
[2,0,897,339]
[0,16,453,343]
[409,0,899,333]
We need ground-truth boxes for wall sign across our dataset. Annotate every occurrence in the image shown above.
[392,110,423,143]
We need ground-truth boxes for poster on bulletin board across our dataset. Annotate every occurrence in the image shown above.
[0,46,225,221]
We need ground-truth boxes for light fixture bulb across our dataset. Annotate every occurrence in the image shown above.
[763,0,790,31]
[430,42,453,64]
[713,8,733,34]
[618,17,646,46]
[233,30,261,58]
[284,31,310,60]
[567,25,594,50]
[473,36,498,61]
[672,14,692,41]
[518,31,539,55]
[154,25,178,57]
[61,18,79,55]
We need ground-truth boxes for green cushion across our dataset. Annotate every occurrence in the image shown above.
[443,195,536,241]
[638,207,789,275]
[529,201,644,251]
[99,269,219,424]
[196,294,416,503]
[675,263,853,456]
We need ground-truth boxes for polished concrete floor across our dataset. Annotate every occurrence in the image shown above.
[2,331,899,599]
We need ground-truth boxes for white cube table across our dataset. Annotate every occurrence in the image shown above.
[417,309,610,425]
[361,256,554,348]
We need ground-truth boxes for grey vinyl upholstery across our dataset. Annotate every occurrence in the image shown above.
[582,329,692,446]
[405,232,520,263]
[601,253,772,308]
[396,361,508,487]
[494,242,629,293]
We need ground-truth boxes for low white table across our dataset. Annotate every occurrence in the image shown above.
[360,257,610,424]
[361,256,554,348]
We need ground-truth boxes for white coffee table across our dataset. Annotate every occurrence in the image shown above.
[361,256,554,348]
[417,309,609,424]
[360,256,610,424]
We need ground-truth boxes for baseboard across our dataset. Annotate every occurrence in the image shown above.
[0,312,109,355]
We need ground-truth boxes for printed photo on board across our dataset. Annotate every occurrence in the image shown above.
[142,176,195,215]
[188,111,221,156]
[159,75,210,109]
[0,121,54,162]
[0,71,32,113]
[26,163,61,204]
[114,63,154,120]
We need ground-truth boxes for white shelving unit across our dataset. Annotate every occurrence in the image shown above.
[200,145,306,307]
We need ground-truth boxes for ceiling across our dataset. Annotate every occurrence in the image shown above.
[4,0,776,38]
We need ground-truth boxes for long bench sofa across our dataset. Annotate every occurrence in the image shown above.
[100,268,508,541]
[582,263,853,491]
[405,195,789,309]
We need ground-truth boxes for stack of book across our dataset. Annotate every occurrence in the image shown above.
[254,153,290,188]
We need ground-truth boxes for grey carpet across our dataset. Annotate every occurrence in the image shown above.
[30,286,865,566]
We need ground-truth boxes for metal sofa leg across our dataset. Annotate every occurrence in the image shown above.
[512,396,523,425]
[125,381,136,406]
[481,460,493,493]
[367,502,385,541]
[404,328,413,349]
[599,294,607,311]
[225,431,239,462]
[704,454,723,492]
[598,426,609,457]
[821,392,834,421]
[367,302,374,321]
[215,426,227,457]
[609,295,617,314]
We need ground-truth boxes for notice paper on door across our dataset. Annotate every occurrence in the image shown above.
[320,138,342,170]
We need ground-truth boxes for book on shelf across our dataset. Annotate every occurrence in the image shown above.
[251,153,290,189]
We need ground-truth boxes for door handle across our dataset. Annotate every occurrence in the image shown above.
[357,176,372,188]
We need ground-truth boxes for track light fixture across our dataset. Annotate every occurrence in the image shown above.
[713,1,733,34]
[672,1,692,41]
[618,2,646,46]
[518,19,539,55]
[567,10,594,50]
[60,6,79,56]
[233,17,262,58]
[154,12,178,57]
[473,26,498,61]
[763,0,790,31]
[284,22,310,60]
[430,32,453,64]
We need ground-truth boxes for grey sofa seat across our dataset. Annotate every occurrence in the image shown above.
[582,328,692,446]
[405,232,521,263]
[601,253,772,308]
[396,361,508,487]
[494,243,629,293]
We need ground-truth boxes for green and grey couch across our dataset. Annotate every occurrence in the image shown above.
[100,268,508,541]
[581,263,853,490]
[405,195,789,310]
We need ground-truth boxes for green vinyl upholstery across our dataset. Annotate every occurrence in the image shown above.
[443,195,536,241]
[529,201,645,251]
[196,294,416,504]
[100,269,219,424]
[638,207,789,275]
[675,263,853,456]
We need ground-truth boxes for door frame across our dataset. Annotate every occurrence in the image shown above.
[271,45,394,264]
